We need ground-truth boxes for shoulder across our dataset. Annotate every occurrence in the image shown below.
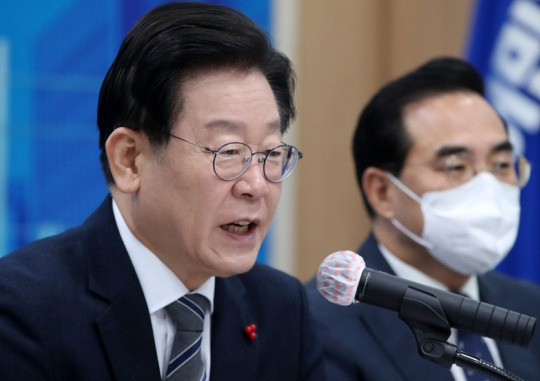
[481,272,540,374]
[481,271,540,295]
[480,271,540,314]
[0,226,84,283]
[237,262,305,300]
[240,262,299,283]
[0,226,90,317]
[0,196,115,292]
[220,263,315,327]
[0,226,89,337]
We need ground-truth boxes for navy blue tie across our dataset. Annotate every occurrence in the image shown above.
[165,294,209,381]
[456,329,495,381]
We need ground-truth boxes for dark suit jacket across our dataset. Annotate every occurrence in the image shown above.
[0,195,324,380]
[305,234,540,380]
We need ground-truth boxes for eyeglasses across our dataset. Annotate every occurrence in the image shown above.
[433,153,531,188]
[390,152,531,188]
[166,133,303,182]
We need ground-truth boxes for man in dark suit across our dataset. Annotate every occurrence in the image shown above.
[0,3,324,380]
[306,57,540,380]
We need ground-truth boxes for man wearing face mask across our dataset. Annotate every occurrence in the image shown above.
[305,57,540,380]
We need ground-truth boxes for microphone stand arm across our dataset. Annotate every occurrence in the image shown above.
[398,286,523,381]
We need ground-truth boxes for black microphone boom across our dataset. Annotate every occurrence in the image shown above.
[317,251,534,379]
[357,267,536,347]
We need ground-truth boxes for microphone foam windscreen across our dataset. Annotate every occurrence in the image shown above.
[316,250,365,306]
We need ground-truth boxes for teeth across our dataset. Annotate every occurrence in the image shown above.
[222,221,251,233]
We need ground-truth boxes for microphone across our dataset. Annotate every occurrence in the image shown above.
[316,250,536,347]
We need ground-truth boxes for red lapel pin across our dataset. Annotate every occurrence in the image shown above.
[244,323,257,341]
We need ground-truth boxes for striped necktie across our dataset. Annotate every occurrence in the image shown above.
[456,292,495,381]
[165,293,209,381]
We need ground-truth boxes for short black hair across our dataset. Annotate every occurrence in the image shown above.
[352,57,485,217]
[97,2,295,185]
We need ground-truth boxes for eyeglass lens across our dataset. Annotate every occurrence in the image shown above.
[440,153,530,188]
[214,143,300,182]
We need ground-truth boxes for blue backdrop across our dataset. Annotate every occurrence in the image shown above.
[467,0,540,284]
[0,0,272,262]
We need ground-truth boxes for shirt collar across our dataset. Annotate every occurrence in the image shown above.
[112,199,215,314]
[378,243,479,300]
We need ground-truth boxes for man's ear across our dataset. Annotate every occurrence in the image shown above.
[362,167,395,219]
[105,127,146,193]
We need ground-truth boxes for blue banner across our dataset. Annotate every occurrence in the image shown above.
[0,0,272,263]
[467,0,540,284]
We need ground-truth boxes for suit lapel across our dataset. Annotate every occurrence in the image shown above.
[95,288,161,381]
[210,276,258,381]
[84,196,161,381]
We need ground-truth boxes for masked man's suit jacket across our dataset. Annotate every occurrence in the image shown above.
[0,196,324,381]
[305,234,540,380]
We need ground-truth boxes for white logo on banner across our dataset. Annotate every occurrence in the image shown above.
[488,0,540,155]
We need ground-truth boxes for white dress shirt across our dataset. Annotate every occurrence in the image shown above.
[379,243,503,381]
[112,200,215,380]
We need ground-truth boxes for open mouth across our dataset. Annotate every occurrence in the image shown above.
[221,221,254,234]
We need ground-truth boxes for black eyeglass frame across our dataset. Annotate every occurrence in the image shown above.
[166,132,303,183]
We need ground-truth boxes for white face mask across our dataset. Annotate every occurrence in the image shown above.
[387,172,521,275]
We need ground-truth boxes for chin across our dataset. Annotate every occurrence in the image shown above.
[218,252,258,277]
